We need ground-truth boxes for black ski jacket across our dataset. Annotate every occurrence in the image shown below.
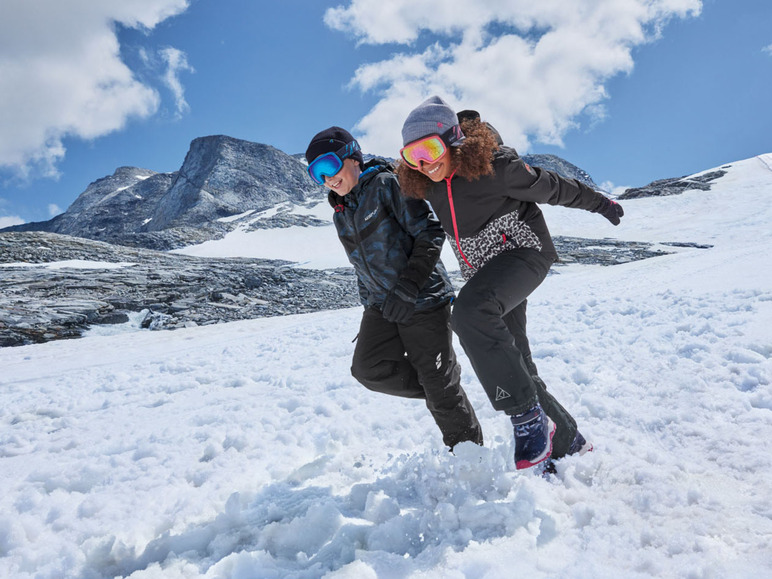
[328,159,454,310]
[424,147,609,280]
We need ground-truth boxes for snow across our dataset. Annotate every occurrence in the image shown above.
[1,155,771,579]
[173,201,355,268]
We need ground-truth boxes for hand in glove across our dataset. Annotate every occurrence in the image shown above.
[593,196,624,225]
[381,279,420,324]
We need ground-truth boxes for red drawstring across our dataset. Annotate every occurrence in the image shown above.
[445,171,474,271]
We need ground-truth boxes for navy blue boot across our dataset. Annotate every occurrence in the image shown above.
[510,403,556,470]
[568,430,593,456]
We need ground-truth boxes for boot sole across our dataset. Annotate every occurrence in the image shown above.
[576,440,594,456]
[515,418,556,470]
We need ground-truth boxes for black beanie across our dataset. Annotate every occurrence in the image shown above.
[305,126,364,166]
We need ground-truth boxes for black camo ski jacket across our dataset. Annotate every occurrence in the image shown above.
[424,147,609,280]
[328,159,455,310]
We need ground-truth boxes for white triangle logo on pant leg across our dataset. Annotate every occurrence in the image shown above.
[495,387,511,401]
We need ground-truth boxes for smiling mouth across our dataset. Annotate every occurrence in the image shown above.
[426,163,443,176]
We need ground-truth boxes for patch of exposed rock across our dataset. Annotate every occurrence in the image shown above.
[0,232,358,347]
[618,169,729,199]
[0,231,708,348]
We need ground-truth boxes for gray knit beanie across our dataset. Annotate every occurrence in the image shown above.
[401,95,464,146]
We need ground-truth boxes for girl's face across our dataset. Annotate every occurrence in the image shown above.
[417,156,452,182]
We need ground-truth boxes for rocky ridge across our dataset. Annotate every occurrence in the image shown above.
[522,153,599,190]
[2,137,600,253]
[0,230,693,348]
[3,136,324,251]
[618,168,730,199]
[0,135,721,348]
[0,232,359,347]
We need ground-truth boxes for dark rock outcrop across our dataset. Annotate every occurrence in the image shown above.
[618,169,729,199]
[0,230,697,348]
[522,154,599,190]
[0,232,358,347]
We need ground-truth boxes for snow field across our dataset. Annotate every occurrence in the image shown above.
[1,253,770,578]
[1,155,771,578]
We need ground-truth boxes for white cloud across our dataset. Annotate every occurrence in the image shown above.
[0,0,190,176]
[48,204,62,217]
[160,47,195,118]
[0,215,25,228]
[325,0,702,156]
[764,44,772,56]
[600,181,633,197]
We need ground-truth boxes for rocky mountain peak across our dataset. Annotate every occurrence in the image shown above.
[146,135,320,232]
[2,135,324,250]
[0,134,610,252]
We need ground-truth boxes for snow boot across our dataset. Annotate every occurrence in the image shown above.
[567,430,593,456]
[510,403,556,470]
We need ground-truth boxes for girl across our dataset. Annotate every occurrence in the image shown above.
[397,96,623,470]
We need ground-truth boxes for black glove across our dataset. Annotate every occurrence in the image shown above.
[381,279,420,324]
[593,196,624,225]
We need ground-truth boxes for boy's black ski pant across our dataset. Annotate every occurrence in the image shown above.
[351,302,483,450]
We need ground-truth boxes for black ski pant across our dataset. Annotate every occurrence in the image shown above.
[450,248,578,458]
[351,302,483,449]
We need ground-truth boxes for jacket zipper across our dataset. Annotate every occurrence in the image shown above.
[341,187,389,295]
[445,171,475,271]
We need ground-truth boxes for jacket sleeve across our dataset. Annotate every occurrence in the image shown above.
[500,153,606,212]
[357,277,369,306]
[384,174,444,291]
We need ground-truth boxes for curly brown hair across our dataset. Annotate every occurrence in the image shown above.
[396,117,499,199]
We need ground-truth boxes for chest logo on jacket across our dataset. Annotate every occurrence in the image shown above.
[364,208,378,222]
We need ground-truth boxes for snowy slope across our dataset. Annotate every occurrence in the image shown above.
[172,200,346,269]
[1,155,771,579]
[174,155,772,273]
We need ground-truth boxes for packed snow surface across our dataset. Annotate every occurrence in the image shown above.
[1,155,771,578]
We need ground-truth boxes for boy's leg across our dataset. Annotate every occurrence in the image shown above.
[351,307,425,398]
[399,303,483,449]
[502,301,577,458]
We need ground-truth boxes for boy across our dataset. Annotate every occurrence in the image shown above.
[305,126,482,450]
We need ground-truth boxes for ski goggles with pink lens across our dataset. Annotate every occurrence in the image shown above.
[307,141,361,184]
[400,125,464,168]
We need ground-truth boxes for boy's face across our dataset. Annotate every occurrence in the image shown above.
[324,158,360,196]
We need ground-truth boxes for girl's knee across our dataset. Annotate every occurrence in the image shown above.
[451,291,499,335]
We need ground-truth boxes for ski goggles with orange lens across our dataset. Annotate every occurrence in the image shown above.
[400,125,465,168]
[307,141,361,184]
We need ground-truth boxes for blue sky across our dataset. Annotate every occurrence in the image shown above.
[1,0,770,226]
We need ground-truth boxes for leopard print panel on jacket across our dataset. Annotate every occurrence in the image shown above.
[447,211,543,281]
